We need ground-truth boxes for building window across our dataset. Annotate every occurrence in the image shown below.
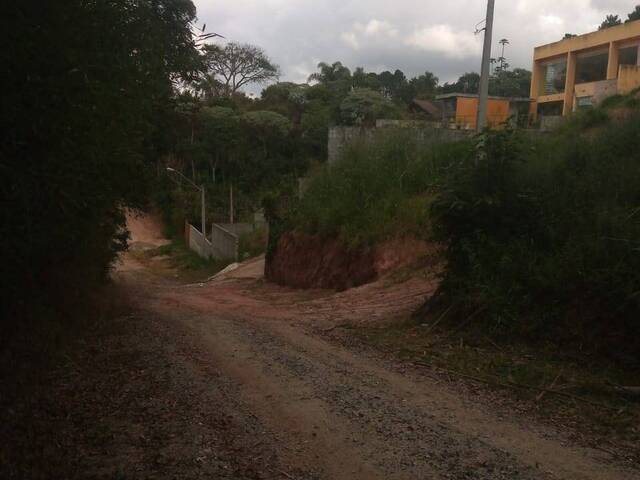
[575,50,608,83]
[576,96,593,109]
[540,59,567,95]
[538,100,564,116]
[619,45,638,66]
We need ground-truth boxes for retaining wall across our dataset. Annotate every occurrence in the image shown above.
[188,224,214,259]
[210,223,253,261]
[327,124,472,164]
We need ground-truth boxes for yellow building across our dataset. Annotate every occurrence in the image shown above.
[530,20,640,118]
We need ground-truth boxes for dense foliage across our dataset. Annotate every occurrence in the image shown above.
[431,108,640,361]
[1,1,198,324]
[286,97,640,362]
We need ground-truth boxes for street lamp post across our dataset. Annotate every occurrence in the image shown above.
[166,167,206,236]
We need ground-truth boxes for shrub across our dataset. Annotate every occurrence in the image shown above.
[431,113,640,361]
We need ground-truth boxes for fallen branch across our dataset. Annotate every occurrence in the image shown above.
[412,360,618,411]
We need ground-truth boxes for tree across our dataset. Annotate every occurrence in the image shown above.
[403,71,439,102]
[308,61,352,85]
[259,82,308,128]
[202,42,280,96]
[1,1,199,324]
[241,111,291,157]
[490,68,532,98]
[497,39,510,72]
[440,72,480,94]
[339,89,396,126]
[352,67,381,90]
[599,14,622,30]
[627,5,640,22]
[193,73,225,101]
[199,106,241,182]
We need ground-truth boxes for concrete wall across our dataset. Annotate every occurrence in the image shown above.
[573,79,618,107]
[327,126,375,164]
[327,125,472,164]
[618,65,640,94]
[210,223,254,261]
[454,97,511,130]
[188,224,214,259]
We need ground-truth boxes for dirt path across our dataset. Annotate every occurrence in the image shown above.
[94,215,638,480]
[5,214,632,479]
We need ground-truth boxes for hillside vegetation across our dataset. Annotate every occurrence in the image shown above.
[280,95,640,363]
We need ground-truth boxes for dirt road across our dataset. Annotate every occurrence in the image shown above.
[91,216,637,480]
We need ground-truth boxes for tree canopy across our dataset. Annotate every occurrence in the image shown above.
[202,42,280,96]
[1,0,199,322]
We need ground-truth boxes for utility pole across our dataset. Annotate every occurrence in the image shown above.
[477,0,495,131]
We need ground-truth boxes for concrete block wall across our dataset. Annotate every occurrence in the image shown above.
[327,124,472,164]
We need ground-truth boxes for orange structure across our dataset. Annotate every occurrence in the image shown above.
[435,93,532,130]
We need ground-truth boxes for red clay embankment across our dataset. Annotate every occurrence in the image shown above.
[265,231,436,291]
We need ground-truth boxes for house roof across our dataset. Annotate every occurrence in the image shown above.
[411,99,441,116]
[435,92,532,102]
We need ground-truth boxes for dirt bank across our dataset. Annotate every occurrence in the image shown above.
[266,231,437,290]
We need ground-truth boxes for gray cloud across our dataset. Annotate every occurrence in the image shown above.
[193,1,637,91]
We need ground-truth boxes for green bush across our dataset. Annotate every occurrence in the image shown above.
[432,114,640,361]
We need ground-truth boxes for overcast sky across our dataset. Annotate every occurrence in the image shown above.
[193,1,636,91]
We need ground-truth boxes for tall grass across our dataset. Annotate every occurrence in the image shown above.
[293,130,473,246]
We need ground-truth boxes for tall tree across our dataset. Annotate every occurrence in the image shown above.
[202,42,280,96]
[1,1,199,323]
[308,62,352,91]
[599,14,622,30]
[440,72,481,94]
[490,68,532,98]
[339,89,397,126]
[497,38,510,72]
